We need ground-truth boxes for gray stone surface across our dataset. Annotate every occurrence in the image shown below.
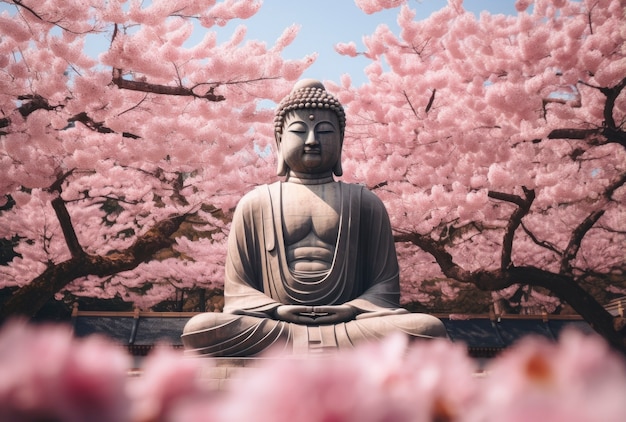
[182,79,447,357]
[196,358,258,391]
[195,357,317,391]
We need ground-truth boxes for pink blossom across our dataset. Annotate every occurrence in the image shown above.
[2,321,626,421]
[0,320,131,422]
[208,334,478,422]
[473,330,626,422]
[335,42,359,58]
[273,25,300,51]
[354,0,405,15]
[1,0,625,343]
[515,0,533,12]
[0,14,34,43]
[128,345,213,422]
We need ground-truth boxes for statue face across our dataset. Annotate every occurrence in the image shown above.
[280,109,341,176]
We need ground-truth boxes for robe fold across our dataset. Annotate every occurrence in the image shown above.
[181,181,447,356]
[224,181,403,315]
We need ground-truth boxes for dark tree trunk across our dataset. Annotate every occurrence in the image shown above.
[507,266,626,355]
[0,215,185,322]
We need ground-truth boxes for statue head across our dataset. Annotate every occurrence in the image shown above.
[274,79,346,177]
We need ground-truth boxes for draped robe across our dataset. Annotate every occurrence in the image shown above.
[182,181,447,356]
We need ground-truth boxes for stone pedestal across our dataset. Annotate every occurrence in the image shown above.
[194,357,258,391]
[193,355,333,391]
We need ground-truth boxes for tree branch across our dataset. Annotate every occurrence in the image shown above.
[508,266,625,354]
[521,221,562,255]
[1,95,58,134]
[394,232,472,282]
[487,190,527,207]
[560,209,605,275]
[394,229,626,354]
[547,128,598,140]
[12,0,44,20]
[17,95,58,117]
[12,0,93,35]
[402,90,419,118]
[547,127,626,147]
[44,171,85,259]
[0,215,187,320]
[488,187,535,270]
[50,195,84,259]
[111,69,225,102]
[600,76,626,129]
[425,88,436,113]
[69,112,140,139]
[394,230,625,354]
[560,172,626,274]
[545,77,626,148]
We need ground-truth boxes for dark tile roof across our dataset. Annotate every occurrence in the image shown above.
[71,310,594,358]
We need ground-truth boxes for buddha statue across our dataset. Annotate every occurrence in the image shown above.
[182,79,447,356]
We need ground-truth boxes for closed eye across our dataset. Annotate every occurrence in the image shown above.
[287,122,307,133]
[316,122,335,134]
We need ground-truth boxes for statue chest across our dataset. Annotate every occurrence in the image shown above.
[280,183,341,247]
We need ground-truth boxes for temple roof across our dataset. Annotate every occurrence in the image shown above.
[70,309,596,358]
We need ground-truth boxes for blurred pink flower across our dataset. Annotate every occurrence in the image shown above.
[1,321,625,422]
[0,319,131,422]
[472,329,626,422]
[128,344,213,422]
[205,334,478,422]
[375,335,479,421]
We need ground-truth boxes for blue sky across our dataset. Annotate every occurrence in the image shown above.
[222,0,519,86]
[0,0,518,86]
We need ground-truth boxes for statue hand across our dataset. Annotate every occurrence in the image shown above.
[274,305,315,324]
[355,308,409,320]
[275,304,356,324]
[308,305,356,324]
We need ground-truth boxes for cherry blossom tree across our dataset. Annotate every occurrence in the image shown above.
[0,0,314,317]
[334,0,625,351]
[1,0,624,354]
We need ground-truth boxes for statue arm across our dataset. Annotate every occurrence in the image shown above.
[345,188,408,317]
[223,189,282,317]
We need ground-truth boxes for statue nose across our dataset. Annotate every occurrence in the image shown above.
[305,131,319,146]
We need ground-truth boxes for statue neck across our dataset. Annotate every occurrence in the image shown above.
[286,172,335,185]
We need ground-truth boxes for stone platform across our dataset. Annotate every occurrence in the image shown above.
[195,357,261,391]
[191,355,335,391]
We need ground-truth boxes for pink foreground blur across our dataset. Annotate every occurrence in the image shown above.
[1,320,625,422]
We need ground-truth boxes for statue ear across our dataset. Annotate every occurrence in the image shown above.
[333,145,343,177]
[333,159,343,177]
[276,144,289,176]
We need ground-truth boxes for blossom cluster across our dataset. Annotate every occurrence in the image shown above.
[1,320,625,422]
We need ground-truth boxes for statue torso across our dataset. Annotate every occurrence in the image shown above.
[281,182,341,274]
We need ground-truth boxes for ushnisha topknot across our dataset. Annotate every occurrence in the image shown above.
[274,79,346,142]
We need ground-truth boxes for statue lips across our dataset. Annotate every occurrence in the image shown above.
[303,146,321,154]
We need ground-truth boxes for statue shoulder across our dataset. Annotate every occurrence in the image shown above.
[234,183,274,214]
[237,185,267,211]
[353,184,386,210]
